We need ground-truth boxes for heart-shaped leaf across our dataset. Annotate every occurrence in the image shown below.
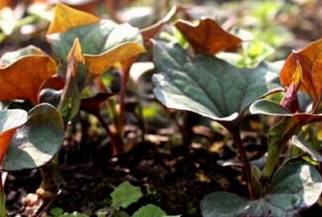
[201,159,322,217]
[175,18,242,55]
[0,46,57,105]
[152,40,279,122]
[3,103,64,171]
[47,4,144,75]
[0,109,27,164]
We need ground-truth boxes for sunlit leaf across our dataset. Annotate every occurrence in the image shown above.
[0,109,27,164]
[201,159,322,217]
[0,0,10,9]
[58,38,82,122]
[47,4,144,76]
[175,18,241,55]
[3,103,64,171]
[0,45,44,66]
[152,40,278,122]
[0,46,57,104]
[83,42,145,75]
[280,38,322,105]
[250,99,322,123]
[47,3,99,34]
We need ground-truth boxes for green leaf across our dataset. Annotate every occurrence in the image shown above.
[200,159,322,217]
[250,99,291,116]
[50,208,64,216]
[47,20,142,65]
[152,41,279,122]
[132,204,166,217]
[111,181,143,209]
[3,103,64,171]
[250,99,322,123]
[291,136,322,162]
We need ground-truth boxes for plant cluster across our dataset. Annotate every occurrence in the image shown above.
[0,1,321,217]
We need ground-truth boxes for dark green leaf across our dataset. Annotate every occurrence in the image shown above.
[3,103,64,171]
[201,159,322,217]
[152,41,279,122]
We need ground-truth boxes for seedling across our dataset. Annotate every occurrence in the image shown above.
[152,18,322,216]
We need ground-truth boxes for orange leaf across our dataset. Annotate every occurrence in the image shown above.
[0,0,10,9]
[0,55,57,105]
[280,38,322,105]
[84,42,146,75]
[47,3,99,34]
[175,18,242,55]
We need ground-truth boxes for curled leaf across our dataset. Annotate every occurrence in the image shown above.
[84,42,146,75]
[58,38,82,122]
[47,4,144,76]
[0,109,27,164]
[280,38,322,105]
[175,18,242,55]
[141,4,184,47]
[0,45,45,67]
[3,103,64,171]
[250,99,322,123]
[292,136,322,162]
[47,3,99,34]
[0,48,57,104]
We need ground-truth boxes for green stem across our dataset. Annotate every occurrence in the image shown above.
[262,118,299,180]
[0,174,6,217]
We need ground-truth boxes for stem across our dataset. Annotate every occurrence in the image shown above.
[0,174,6,217]
[223,122,254,199]
[117,60,133,136]
[97,114,124,155]
[262,118,299,180]
[118,69,128,135]
[38,156,63,199]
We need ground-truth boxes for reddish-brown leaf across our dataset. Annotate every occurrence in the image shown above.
[175,18,242,55]
[280,38,322,106]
